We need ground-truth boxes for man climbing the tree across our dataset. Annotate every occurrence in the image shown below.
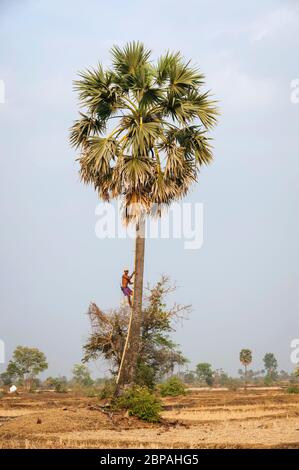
[121,269,135,307]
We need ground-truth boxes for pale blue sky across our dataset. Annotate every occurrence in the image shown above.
[0,0,298,378]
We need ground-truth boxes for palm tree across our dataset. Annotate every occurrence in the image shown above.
[70,42,218,390]
[239,349,252,388]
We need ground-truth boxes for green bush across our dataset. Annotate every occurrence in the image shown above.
[99,379,116,399]
[264,375,274,386]
[159,376,186,397]
[287,385,299,394]
[135,362,156,389]
[54,382,68,393]
[115,386,161,423]
[46,377,68,393]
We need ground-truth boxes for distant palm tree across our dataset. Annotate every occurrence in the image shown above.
[70,42,218,390]
[239,349,252,387]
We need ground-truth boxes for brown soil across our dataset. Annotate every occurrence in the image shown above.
[0,389,299,448]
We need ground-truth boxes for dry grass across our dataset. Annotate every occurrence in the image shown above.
[0,389,299,448]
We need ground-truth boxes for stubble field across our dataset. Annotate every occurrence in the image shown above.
[0,388,299,449]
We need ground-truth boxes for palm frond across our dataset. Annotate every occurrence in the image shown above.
[74,66,120,118]
[139,86,162,110]
[154,51,181,85]
[167,59,205,95]
[70,113,105,149]
[151,172,175,205]
[113,155,154,192]
[79,136,118,185]
[185,90,219,129]
[119,114,162,155]
[164,145,185,178]
[111,41,151,76]
[73,64,105,107]
[166,125,214,165]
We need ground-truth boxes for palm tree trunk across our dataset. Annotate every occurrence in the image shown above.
[115,218,145,392]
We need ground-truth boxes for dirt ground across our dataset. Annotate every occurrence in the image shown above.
[0,388,299,449]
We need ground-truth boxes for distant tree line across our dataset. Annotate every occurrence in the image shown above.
[179,350,294,389]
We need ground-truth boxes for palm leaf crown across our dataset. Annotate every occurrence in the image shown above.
[70,42,218,222]
[240,349,252,365]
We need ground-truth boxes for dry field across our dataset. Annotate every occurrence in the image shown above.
[0,388,299,449]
